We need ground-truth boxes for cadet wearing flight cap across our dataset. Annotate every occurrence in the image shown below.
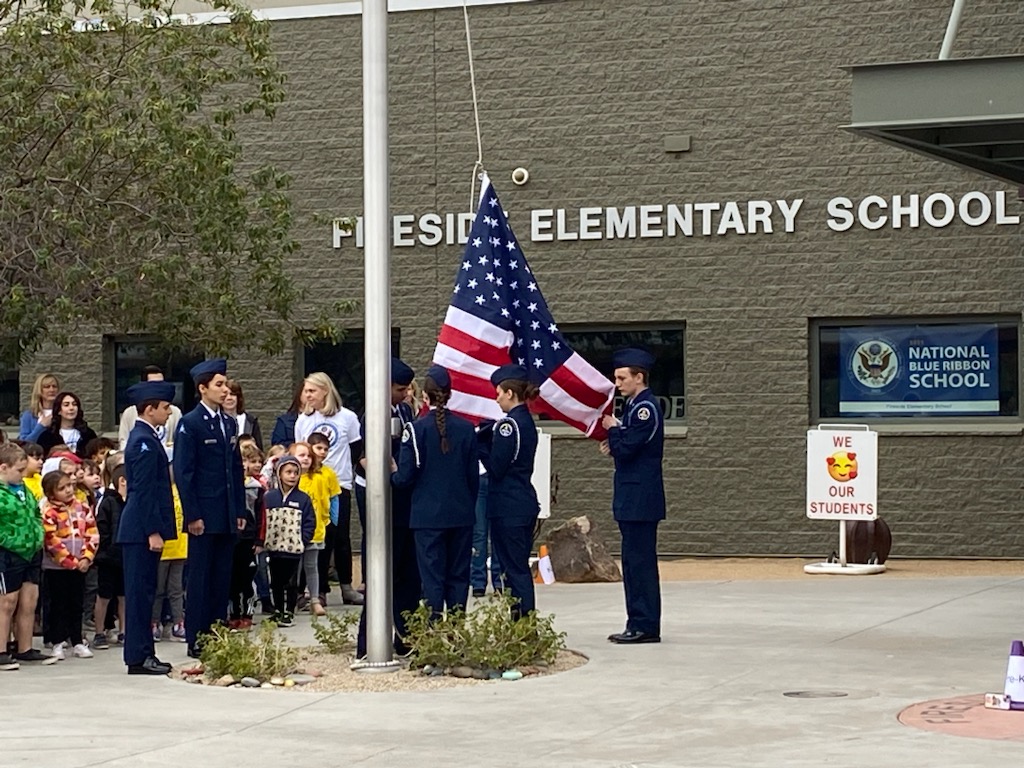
[600,348,665,644]
[355,357,422,656]
[173,358,246,658]
[481,363,540,619]
[116,380,178,675]
[392,365,478,621]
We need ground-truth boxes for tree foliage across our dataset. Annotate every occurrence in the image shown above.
[0,0,344,361]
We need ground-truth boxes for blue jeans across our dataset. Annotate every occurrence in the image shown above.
[470,475,503,590]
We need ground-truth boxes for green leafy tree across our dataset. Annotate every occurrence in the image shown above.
[0,0,343,360]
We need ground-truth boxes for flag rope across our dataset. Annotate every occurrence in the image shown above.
[462,0,485,209]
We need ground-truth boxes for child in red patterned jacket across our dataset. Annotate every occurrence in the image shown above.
[40,471,98,660]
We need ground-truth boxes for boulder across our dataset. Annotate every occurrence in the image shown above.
[213,674,236,687]
[544,516,622,583]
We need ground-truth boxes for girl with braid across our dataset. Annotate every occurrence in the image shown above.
[392,366,478,621]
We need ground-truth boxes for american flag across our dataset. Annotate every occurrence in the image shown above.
[432,181,615,439]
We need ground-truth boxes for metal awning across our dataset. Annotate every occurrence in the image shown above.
[843,55,1024,186]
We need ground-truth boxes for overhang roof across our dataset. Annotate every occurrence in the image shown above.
[844,54,1024,186]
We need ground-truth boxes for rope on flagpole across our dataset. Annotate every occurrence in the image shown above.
[463,0,485,208]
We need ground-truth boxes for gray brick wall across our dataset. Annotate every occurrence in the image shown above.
[18,1,1024,557]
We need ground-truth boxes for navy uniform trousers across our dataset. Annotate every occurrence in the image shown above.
[414,526,472,620]
[356,521,421,657]
[121,544,161,666]
[185,533,234,647]
[618,520,661,635]
[490,520,535,619]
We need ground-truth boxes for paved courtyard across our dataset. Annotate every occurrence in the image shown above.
[2,571,1023,767]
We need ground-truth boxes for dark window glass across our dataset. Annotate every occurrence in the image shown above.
[816,320,1019,419]
[111,339,203,426]
[557,327,685,420]
[303,330,401,416]
[0,355,18,428]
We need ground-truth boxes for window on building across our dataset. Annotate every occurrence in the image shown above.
[813,318,1020,420]
[556,326,685,420]
[0,353,18,429]
[303,330,401,417]
[109,338,203,428]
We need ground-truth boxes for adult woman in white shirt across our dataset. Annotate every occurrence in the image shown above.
[37,391,98,458]
[293,372,362,604]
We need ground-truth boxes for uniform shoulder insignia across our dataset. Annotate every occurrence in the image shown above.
[636,406,652,421]
[140,443,150,452]
[498,421,514,438]
[401,429,411,443]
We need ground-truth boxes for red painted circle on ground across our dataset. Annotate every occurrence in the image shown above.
[899,694,1024,741]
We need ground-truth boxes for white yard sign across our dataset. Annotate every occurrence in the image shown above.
[806,427,878,521]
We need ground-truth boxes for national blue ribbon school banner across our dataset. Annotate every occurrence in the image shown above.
[839,324,999,416]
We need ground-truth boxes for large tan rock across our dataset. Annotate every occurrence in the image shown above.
[545,516,622,583]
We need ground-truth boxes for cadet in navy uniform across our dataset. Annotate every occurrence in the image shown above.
[600,348,665,644]
[393,366,478,621]
[173,359,246,658]
[481,364,540,620]
[116,381,178,675]
[355,357,422,656]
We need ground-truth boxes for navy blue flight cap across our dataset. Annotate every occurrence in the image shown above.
[425,365,451,390]
[490,364,530,387]
[127,381,175,406]
[612,347,655,371]
[189,358,227,382]
[392,357,415,386]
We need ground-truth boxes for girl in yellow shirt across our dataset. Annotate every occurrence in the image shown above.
[288,442,340,615]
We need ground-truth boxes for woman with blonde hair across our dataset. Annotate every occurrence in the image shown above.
[293,372,362,604]
[19,373,60,442]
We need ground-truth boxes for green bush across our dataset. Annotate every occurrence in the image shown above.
[403,592,566,672]
[311,610,360,654]
[199,621,298,681]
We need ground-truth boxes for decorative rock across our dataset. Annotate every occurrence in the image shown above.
[502,670,524,681]
[260,683,273,689]
[286,674,317,686]
[422,664,434,676]
[270,676,285,686]
[429,667,445,677]
[284,679,295,688]
[533,660,549,668]
[520,666,540,676]
[240,677,261,688]
[304,667,323,678]
[450,665,474,679]
[471,669,489,680]
[544,516,622,583]
[486,669,502,680]
[214,674,236,687]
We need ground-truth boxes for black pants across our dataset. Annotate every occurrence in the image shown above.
[414,526,472,621]
[326,489,354,586]
[121,544,160,666]
[618,520,661,635]
[268,555,300,614]
[490,520,535,620]
[356,523,421,657]
[229,539,256,619]
[184,532,234,647]
[43,569,85,646]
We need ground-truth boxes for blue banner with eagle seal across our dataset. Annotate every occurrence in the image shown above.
[839,324,999,416]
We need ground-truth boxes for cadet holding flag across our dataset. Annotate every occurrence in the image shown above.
[600,348,665,645]
[116,381,177,675]
[174,359,246,658]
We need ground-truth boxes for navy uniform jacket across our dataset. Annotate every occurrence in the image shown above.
[356,401,415,527]
[393,409,478,529]
[116,421,178,544]
[481,404,540,527]
[607,389,666,522]
[173,404,246,535]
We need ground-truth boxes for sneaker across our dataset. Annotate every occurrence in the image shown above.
[92,633,110,651]
[0,653,19,671]
[14,648,49,662]
[73,643,94,659]
[341,585,365,605]
[171,622,187,642]
[115,634,125,646]
[296,594,310,612]
[277,613,295,628]
[51,643,66,661]
[151,623,162,643]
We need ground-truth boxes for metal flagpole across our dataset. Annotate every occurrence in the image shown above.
[939,0,967,60]
[357,0,399,673]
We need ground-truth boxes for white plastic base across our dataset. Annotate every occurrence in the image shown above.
[803,562,886,576]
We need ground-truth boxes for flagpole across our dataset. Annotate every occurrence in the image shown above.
[358,0,398,673]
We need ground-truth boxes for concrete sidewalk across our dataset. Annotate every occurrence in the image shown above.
[2,573,1023,767]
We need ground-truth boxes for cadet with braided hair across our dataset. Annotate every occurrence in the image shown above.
[480,364,541,620]
[392,365,479,621]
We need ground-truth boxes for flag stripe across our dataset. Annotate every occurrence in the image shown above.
[449,369,501,401]
[449,390,503,422]
[437,324,511,368]
[550,354,616,410]
[444,305,515,349]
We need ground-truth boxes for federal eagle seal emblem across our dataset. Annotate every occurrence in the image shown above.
[851,340,898,389]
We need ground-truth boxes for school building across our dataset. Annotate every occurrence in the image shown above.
[13,0,1024,557]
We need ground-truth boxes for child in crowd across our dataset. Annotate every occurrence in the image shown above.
[243,444,273,615]
[20,443,44,502]
[257,455,314,628]
[83,437,117,467]
[308,432,343,608]
[0,444,46,671]
[153,478,187,642]
[40,470,98,660]
[81,459,103,508]
[260,444,287,489]
[288,441,339,615]
[101,451,124,490]
[91,466,126,650]
[229,444,264,629]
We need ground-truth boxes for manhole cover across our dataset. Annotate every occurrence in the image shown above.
[783,690,849,698]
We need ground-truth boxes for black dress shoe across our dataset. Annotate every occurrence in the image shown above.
[187,645,202,659]
[128,657,172,675]
[471,588,486,598]
[608,630,661,644]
